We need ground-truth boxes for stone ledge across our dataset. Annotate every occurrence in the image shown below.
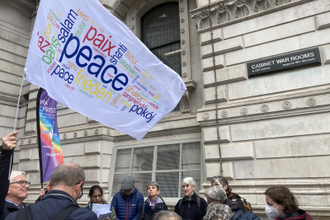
[316,11,330,30]
[84,169,100,183]
[226,29,330,67]
[203,64,247,87]
[230,111,330,142]
[202,55,225,72]
[198,91,330,124]
[201,37,243,58]
[0,50,26,66]
[198,85,330,114]
[322,45,330,64]
[243,17,315,48]
[203,126,230,143]
[255,134,330,159]
[200,28,222,46]
[234,156,330,179]
[204,142,255,161]
[72,155,101,168]
[205,162,233,180]
[17,160,39,172]
[204,85,227,104]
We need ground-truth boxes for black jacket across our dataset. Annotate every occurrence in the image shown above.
[5,190,97,220]
[0,148,16,220]
[138,197,168,220]
[174,193,207,220]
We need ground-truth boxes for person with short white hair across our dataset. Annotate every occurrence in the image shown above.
[204,186,233,220]
[205,186,260,220]
[203,204,232,220]
[6,171,29,209]
[174,177,207,220]
[205,185,242,213]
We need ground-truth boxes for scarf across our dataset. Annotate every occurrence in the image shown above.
[148,196,159,210]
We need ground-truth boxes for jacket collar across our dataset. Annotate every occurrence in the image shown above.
[5,201,20,212]
[42,190,77,205]
[182,192,198,202]
[145,196,165,205]
[5,199,24,209]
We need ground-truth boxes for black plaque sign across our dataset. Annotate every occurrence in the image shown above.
[247,48,321,77]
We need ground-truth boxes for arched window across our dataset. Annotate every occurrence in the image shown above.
[141,3,181,76]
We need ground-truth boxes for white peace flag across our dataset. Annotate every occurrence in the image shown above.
[25,0,186,141]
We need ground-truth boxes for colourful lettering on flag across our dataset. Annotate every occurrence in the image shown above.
[25,0,187,141]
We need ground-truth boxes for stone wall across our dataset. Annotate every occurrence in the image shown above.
[1,0,330,218]
[0,0,33,139]
[194,0,330,218]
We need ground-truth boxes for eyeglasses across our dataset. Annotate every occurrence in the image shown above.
[92,194,102,199]
[76,182,84,199]
[10,180,31,186]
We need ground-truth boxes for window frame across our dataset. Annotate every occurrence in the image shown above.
[140,2,182,111]
[108,138,204,198]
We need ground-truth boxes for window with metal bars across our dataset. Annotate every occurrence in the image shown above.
[111,141,202,198]
[141,3,181,76]
[141,3,181,111]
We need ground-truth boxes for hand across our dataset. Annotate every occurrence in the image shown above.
[2,131,19,150]
[39,188,46,198]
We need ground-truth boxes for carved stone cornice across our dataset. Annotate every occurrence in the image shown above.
[191,0,313,32]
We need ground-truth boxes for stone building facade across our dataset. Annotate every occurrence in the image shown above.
[0,0,330,219]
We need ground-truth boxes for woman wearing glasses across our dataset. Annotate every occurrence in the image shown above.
[86,185,116,220]
[86,185,107,209]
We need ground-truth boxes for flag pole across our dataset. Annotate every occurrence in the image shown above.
[36,88,44,189]
[9,75,25,180]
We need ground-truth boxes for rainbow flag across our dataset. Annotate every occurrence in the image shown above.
[37,88,63,183]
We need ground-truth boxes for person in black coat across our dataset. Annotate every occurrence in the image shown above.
[139,182,168,220]
[0,131,28,220]
[174,177,207,220]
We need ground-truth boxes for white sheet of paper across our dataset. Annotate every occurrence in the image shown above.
[98,212,112,220]
[92,203,111,220]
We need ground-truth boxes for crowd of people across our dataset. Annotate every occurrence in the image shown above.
[0,131,313,220]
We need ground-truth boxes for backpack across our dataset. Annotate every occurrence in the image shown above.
[17,204,79,220]
[232,197,252,212]
[178,195,202,217]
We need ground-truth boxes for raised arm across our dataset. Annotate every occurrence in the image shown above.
[0,131,18,216]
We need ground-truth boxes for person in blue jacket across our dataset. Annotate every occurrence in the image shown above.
[111,176,144,220]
